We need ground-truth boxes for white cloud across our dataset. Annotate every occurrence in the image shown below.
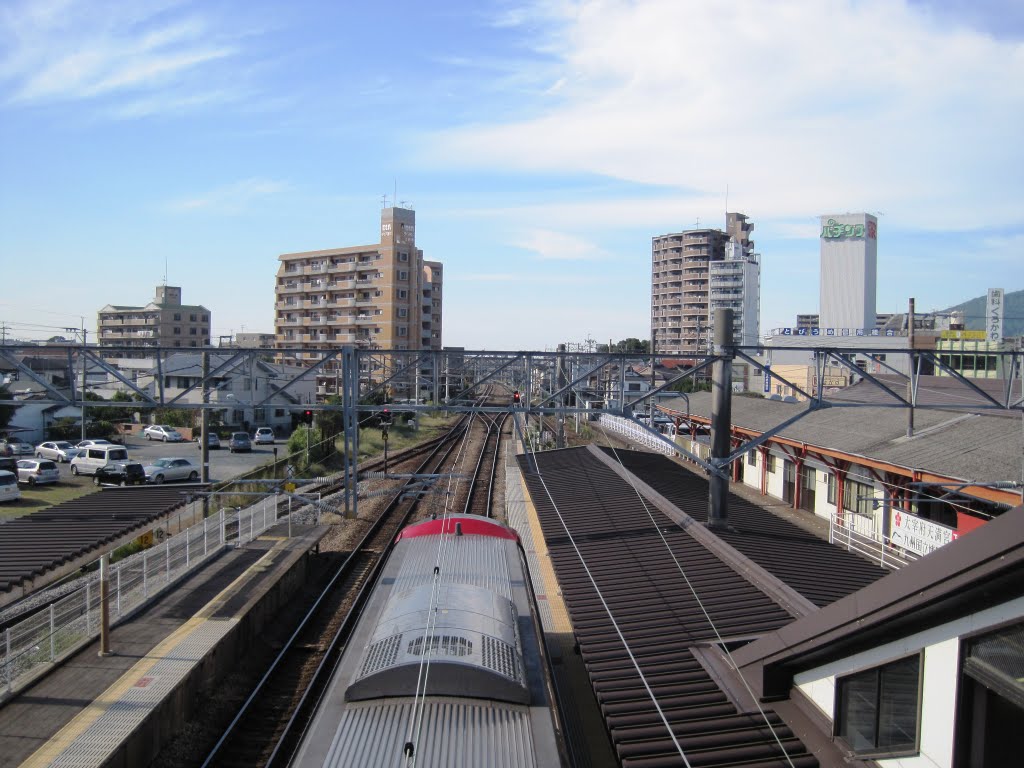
[512,228,609,260]
[427,0,1024,231]
[0,0,242,108]
[168,178,289,215]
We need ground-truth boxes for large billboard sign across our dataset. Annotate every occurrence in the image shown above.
[820,218,878,240]
[890,509,958,557]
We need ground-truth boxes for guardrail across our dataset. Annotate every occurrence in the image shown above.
[829,511,918,571]
[1,496,284,701]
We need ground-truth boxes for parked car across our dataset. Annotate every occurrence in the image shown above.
[194,432,221,449]
[0,470,21,502]
[35,441,82,463]
[253,427,275,445]
[93,462,147,486]
[15,459,60,485]
[70,444,131,475]
[0,436,34,456]
[76,439,114,450]
[143,425,184,442]
[228,432,252,453]
[143,458,200,484]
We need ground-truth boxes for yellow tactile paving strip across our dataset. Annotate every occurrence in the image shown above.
[19,549,277,768]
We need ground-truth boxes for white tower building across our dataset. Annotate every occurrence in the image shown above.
[708,240,761,347]
[819,213,878,331]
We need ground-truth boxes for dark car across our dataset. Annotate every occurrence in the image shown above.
[228,432,252,453]
[93,461,147,486]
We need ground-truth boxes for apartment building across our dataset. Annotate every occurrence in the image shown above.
[97,286,211,357]
[707,239,761,348]
[274,207,443,394]
[651,212,755,356]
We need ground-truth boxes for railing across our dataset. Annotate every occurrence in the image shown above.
[1,497,284,701]
[598,415,676,456]
[829,511,918,571]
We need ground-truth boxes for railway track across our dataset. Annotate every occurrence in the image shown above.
[200,405,510,768]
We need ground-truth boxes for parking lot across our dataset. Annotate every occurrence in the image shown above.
[2,434,291,518]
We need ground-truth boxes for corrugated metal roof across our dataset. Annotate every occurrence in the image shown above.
[659,391,1022,486]
[600,449,887,608]
[0,487,197,593]
[323,700,542,768]
[520,447,821,767]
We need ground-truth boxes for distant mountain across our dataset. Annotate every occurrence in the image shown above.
[942,288,1024,339]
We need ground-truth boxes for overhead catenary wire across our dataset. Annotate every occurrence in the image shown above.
[520,413,696,768]
[595,420,799,768]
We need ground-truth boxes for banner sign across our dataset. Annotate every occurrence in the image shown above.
[763,366,771,393]
[820,218,878,240]
[940,330,987,340]
[771,328,904,337]
[986,288,1004,343]
[890,509,958,557]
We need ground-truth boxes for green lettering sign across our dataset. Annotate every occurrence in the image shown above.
[820,218,866,239]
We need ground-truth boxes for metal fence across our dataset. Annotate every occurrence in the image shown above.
[829,511,918,571]
[1,495,284,700]
[598,415,677,456]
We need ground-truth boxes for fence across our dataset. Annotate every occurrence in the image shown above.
[598,415,677,456]
[829,510,918,571]
[1,495,284,700]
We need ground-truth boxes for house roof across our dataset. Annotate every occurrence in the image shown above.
[733,503,1024,698]
[657,391,1023,489]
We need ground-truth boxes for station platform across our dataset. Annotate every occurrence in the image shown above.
[0,523,327,768]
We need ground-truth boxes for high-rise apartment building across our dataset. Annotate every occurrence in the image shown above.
[274,207,443,391]
[97,285,211,357]
[708,239,761,347]
[651,213,756,356]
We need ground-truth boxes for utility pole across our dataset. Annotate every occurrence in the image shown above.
[708,308,734,529]
[907,298,915,438]
[201,351,210,516]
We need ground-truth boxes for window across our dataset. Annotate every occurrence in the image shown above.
[843,477,875,515]
[827,473,837,505]
[202,314,209,322]
[747,449,756,466]
[190,313,197,322]
[189,327,197,335]
[399,251,409,262]
[836,654,921,757]
[399,270,409,280]
[173,327,181,335]
[767,454,777,474]
[398,308,408,318]
[174,313,181,321]
[398,327,407,337]
[398,289,408,299]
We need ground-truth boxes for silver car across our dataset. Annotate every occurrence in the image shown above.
[15,459,60,485]
[143,457,200,484]
[35,441,82,463]
[143,425,184,442]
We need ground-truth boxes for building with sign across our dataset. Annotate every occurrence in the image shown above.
[274,206,443,396]
[936,330,1012,379]
[651,212,756,356]
[819,212,878,330]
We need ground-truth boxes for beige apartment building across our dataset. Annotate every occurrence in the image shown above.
[97,286,211,357]
[274,207,443,392]
[652,213,753,357]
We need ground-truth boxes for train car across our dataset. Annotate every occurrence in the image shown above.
[292,514,566,768]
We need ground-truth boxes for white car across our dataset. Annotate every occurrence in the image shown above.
[76,439,114,450]
[36,441,82,462]
[143,458,200,484]
[15,459,60,486]
[143,425,184,442]
[0,471,20,502]
[253,427,275,445]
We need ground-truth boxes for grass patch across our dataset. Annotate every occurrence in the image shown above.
[0,477,98,520]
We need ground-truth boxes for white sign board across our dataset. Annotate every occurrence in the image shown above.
[890,509,958,557]
[986,288,1004,343]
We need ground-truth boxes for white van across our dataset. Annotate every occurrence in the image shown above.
[70,445,131,476]
[0,470,21,502]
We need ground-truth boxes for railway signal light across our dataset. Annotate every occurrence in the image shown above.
[302,409,314,424]
[379,408,393,426]
[512,390,521,405]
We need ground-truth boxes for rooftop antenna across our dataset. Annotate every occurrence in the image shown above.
[163,254,168,286]
[381,194,389,209]
[725,184,729,219]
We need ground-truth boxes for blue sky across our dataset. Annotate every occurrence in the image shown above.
[1,0,1021,349]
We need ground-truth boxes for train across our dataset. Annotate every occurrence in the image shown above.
[292,514,567,767]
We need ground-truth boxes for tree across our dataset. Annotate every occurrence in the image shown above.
[0,385,18,430]
[286,425,330,468]
[596,338,650,354]
[317,395,345,442]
